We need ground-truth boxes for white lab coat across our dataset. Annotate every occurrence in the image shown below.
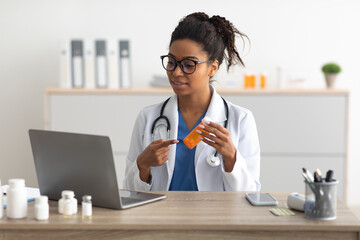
[123,87,261,191]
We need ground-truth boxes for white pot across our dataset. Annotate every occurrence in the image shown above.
[325,74,337,89]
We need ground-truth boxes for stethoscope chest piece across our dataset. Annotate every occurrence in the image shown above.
[153,96,228,169]
[207,155,221,167]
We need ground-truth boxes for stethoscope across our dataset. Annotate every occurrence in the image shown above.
[151,97,229,167]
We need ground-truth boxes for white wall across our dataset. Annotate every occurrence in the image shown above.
[0,0,359,205]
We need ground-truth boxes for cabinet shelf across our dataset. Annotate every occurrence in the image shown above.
[45,87,349,95]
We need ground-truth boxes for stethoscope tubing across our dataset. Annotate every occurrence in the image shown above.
[151,96,229,166]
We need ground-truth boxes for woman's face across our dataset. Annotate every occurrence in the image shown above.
[166,39,218,96]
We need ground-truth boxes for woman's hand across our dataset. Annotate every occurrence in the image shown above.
[197,120,237,172]
[137,139,178,183]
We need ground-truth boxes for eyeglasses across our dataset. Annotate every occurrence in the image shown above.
[160,55,214,74]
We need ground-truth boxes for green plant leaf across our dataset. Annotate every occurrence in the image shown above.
[321,63,341,74]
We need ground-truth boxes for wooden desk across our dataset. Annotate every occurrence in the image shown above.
[1,192,359,240]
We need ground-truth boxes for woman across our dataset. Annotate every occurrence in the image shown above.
[124,12,260,191]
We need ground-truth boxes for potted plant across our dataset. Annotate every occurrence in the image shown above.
[321,62,341,88]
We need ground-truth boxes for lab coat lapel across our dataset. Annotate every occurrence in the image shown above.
[205,87,227,124]
[162,95,178,189]
[195,87,227,166]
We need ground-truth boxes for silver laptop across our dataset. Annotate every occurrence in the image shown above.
[28,129,166,210]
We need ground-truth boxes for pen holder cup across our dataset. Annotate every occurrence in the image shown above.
[304,180,338,220]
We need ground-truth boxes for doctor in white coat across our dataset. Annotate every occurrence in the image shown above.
[124,12,260,191]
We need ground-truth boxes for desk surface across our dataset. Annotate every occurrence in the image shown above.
[1,192,359,240]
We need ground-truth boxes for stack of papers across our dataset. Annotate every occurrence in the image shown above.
[1,185,41,208]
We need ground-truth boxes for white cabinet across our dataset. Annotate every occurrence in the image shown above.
[47,92,172,152]
[46,88,348,200]
[226,94,347,154]
[260,156,345,199]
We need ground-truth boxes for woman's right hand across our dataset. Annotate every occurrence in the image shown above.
[137,139,178,183]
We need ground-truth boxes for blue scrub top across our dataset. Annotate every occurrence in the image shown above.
[169,109,207,191]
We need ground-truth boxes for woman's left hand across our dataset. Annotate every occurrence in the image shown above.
[197,120,237,172]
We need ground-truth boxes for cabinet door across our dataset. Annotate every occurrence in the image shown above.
[50,93,347,155]
[260,156,345,200]
[49,94,171,152]
[224,94,347,155]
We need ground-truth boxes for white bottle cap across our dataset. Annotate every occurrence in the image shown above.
[61,190,75,198]
[202,116,212,124]
[35,196,48,204]
[8,178,25,188]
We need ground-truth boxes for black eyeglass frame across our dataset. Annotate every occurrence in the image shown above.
[160,55,214,74]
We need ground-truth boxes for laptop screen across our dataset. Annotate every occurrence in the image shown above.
[29,129,122,209]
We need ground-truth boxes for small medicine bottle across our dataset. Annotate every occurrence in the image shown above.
[72,195,78,214]
[63,194,73,217]
[260,73,267,89]
[0,179,3,219]
[58,190,77,215]
[183,117,211,149]
[249,74,256,88]
[6,178,28,219]
[82,195,92,219]
[34,196,49,221]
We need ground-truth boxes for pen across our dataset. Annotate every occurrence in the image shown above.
[302,172,312,183]
[302,168,314,182]
[302,172,318,195]
[302,170,323,196]
[314,168,323,183]
[325,170,334,182]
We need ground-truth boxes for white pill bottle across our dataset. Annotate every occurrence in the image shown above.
[6,178,28,219]
[82,195,92,219]
[34,196,49,220]
[58,190,77,215]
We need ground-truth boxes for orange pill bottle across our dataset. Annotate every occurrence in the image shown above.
[260,73,267,89]
[183,117,211,149]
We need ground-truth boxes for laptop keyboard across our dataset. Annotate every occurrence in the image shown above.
[121,197,146,205]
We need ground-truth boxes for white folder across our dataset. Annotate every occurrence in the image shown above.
[71,40,85,88]
[107,39,120,89]
[59,40,71,88]
[95,40,108,88]
[84,40,95,89]
[119,40,132,88]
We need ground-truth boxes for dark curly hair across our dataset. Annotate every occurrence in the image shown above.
[170,12,249,71]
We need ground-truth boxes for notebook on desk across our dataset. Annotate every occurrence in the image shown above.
[28,129,165,210]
